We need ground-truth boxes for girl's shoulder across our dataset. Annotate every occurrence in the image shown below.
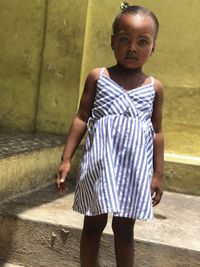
[84,68,105,93]
[86,68,104,83]
[153,78,164,95]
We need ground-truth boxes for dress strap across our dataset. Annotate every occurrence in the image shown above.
[99,67,105,78]
[150,76,154,85]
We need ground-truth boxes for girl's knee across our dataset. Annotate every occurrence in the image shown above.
[112,217,135,239]
[83,214,108,235]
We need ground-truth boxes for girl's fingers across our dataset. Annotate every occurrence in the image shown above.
[55,172,67,192]
[152,190,163,206]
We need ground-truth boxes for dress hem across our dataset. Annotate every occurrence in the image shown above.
[73,206,154,221]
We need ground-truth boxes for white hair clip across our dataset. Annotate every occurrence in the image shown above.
[120,2,129,11]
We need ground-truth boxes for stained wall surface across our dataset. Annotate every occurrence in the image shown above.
[0,0,46,131]
[0,0,199,156]
[36,0,88,133]
[0,0,88,133]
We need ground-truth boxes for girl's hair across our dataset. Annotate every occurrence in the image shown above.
[112,2,159,40]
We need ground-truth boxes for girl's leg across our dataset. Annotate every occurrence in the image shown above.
[80,214,108,267]
[112,216,135,267]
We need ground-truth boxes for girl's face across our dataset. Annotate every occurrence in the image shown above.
[111,13,155,69]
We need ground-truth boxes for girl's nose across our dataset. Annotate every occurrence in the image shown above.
[128,43,137,52]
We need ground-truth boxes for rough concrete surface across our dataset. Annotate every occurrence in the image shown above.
[0,184,199,267]
[0,133,65,201]
[164,160,200,195]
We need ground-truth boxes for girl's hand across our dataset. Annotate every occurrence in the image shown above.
[151,176,163,207]
[56,161,71,193]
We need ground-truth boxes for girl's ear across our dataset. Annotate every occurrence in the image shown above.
[111,35,114,50]
[151,43,156,55]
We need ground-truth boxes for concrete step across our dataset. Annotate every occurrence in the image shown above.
[0,132,65,201]
[0,184,199,267]
[164,153,200,195]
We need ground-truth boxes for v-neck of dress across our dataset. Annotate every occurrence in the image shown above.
[101,73,154,93]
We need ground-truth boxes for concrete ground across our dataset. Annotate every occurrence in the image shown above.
[0,183,199,266]
[6,187,200,251]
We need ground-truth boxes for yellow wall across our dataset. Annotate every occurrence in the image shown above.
[0,0,88,133]
[0,0,46,131]
[0,0,199,157]
[36,0,88,133]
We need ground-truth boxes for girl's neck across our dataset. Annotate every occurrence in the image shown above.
[114,64,142,75]
[107,64,145,90]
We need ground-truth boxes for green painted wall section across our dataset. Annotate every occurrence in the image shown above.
[0,0,199,157]
[0,0,87,133]
[36,0,88,133]
[0,0,46,131]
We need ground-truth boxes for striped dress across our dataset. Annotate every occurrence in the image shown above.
[73,68,155,220]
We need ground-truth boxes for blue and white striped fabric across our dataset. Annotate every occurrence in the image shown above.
[73,68,155,220]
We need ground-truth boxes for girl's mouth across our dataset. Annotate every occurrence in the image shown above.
[125,56,138,61]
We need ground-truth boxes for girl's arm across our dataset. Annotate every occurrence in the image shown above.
[151,79,164,206]
[56,68,99,192]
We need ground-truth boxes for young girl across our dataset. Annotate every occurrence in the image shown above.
[56,2,164,266]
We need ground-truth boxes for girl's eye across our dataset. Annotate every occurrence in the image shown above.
[138,39,148,46]
[119,37,129,44]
